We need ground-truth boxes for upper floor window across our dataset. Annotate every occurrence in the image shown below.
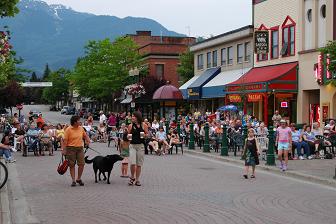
[228,47,233,65]
[197,54,204,70]
[244,42,251,62]
[271,29,279,59]
[212,50,217,67]
[221,48,226,66]
[237,44,243,63]
[281,16,296,57]
[320,4,326,18]
[207,52,211,68]
[155,64,164,80]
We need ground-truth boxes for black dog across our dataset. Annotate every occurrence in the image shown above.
[85,154,123,184]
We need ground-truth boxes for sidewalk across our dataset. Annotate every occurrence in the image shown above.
[185,148,336,187]
[0,161,11,224]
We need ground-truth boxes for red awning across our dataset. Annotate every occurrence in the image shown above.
[227,62,298,93]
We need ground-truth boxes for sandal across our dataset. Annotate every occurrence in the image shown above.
[128,177,135,186]
[135,181,141,186]
[71,181,76,187]
[243,175,248,179]
[76,179,84,186]
[250,175,255,178]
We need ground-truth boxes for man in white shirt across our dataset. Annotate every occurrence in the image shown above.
[99,111,107,125]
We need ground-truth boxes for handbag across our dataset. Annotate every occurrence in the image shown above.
[57,155,69,175]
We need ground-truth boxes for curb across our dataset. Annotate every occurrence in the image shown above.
[0,162,12,224]
[185,149,336,188]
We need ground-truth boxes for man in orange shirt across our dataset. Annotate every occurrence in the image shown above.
[62,116,90,187]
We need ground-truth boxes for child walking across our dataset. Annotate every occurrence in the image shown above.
[242,128,260,179]
[120,131,130,178]
[276,120,292,171]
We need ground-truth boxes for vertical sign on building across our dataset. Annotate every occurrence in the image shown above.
[316,53,323,85]
[254,30,269,54]
[326,54,331,79]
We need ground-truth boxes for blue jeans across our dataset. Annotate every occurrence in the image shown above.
[0,147,12,160]
[293,141,310,156]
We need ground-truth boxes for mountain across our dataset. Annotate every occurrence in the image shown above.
[0,0,183,74]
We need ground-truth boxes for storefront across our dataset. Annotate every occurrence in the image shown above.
[226,62,298,125]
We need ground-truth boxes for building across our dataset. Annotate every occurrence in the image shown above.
[127,31,196,87]
[298,0,336,124]
[180,25,254,113]
[246,0,336,125]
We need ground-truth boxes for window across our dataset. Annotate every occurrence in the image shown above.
[212,50,217,67]
[320,4,326,18]
[155,64,164,80]
[281,25,295,56]
[257,54,268,61]
[221,48,226,66]
[244,42,251,62]
[207,52,211,68]
[271,29,279,59]
[197,54,203,70]
[237,44,243,63]
[307,9,312,22]
[228,47,233,65]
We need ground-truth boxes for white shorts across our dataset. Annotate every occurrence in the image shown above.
[129,144,145,166]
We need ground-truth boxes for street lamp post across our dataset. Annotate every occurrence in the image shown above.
[129,68,140,113]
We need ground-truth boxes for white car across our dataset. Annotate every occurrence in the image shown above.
[61,106,69,114]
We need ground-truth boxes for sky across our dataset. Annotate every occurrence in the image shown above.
[42,0,252,37]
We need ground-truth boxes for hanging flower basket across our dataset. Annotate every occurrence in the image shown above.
[125,84,146,97]
[0,31,12,63]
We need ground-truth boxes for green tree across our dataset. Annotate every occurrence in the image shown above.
[0,0,19,18]
[320,41,336,86]
[0,80,23,115]
[177,49,194,84]
[70,37,140,101]
[42,68,70,104]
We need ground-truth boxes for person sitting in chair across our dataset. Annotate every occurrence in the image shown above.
[155,126,169,155]
[38,124,53,156]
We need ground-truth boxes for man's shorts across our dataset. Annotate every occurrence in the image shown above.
[65,146,85,166]
[129,144,145,166]
[278,142,290,151]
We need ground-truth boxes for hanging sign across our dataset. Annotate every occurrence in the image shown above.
[254,30,269,54]
[247,93,263,102]
[316,54,323,85]
[326,54,331,79]
[228,95,242,103]
[280,102,288,108]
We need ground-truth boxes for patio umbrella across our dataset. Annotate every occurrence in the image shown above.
[218,105,238,111]
[153,82,183,101]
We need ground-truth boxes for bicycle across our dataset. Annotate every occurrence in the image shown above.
[0,160,8,189]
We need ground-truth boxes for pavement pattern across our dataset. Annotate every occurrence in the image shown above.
[5,105,336,224]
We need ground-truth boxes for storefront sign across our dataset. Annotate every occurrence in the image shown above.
[254,30,269,54]
[276,93,294,98]
[187,89,199,97]
[228,95,242,103]
[227,84,263,92]
[326,54,331,79]
[247,93,263,102]
[280,102,288,108]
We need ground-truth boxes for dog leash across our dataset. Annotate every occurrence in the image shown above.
[85,146,101,155]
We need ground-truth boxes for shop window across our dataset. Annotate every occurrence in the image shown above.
[257,53,268,61]
[281,16,296,57]
[207,52,211,68]
[244,42,251,62]
[155,64,164,80]
[212,50,217,67]
[237,44,243,63]
[197,54,203,70]
[221,48,226,66]
[228,46,233,65]
[271,29,279,59]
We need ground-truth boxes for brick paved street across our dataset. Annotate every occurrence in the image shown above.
[4,105,336,224]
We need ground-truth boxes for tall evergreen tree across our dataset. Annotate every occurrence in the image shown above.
[42,63,51,81]
[30,72,39,82]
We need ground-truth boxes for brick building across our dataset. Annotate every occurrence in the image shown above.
[127,31,196,87]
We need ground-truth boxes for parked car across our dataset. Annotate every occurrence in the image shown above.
[65,106,76,115]
[61,106,69,114]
